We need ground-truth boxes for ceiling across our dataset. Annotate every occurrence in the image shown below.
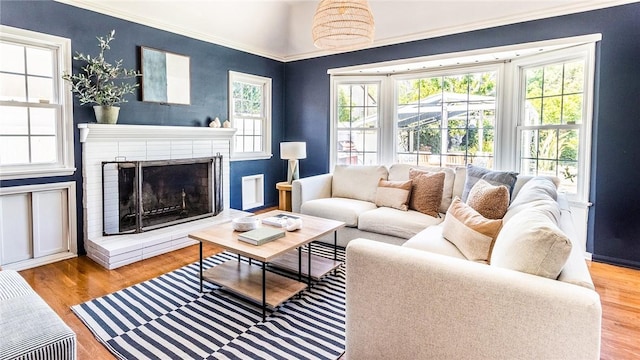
[55,0,634,62]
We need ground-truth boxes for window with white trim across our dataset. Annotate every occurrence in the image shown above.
[334,81,381,165]
[513,45,595,202]
[228,71,272,160]
[0,26,74,180]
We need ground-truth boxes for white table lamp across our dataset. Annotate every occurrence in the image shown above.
[280,142,307,183]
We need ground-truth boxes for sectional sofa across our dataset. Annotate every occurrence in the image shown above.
[292,164,602,359]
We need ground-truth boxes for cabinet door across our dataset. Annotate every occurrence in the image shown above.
[32,189,69,257]
[0,193,32,265]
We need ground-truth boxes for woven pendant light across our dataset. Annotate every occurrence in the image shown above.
[312,0,375,51]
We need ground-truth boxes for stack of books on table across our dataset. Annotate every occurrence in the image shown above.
[238,227,286,246]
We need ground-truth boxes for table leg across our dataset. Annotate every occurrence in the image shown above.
[308,242,312,288]
[199,241,203,293]
[262,261,266,322]
[298,247,302,283]
[334,231,338,275]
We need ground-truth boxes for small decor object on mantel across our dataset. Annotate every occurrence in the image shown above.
[62,30,140,124]
[209,117,221,128]
[223,119,231,128]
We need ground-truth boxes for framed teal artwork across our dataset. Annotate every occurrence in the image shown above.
[141,46,190,105]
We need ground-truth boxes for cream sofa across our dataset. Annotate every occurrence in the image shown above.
[292,164,602,359]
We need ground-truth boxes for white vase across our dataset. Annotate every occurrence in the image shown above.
[93,105,120,124]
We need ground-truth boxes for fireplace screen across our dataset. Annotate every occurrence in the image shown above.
[102,156,223,235]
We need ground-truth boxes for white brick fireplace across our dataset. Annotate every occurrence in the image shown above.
[79,123,245,269]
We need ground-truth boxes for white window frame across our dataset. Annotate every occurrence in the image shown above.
[228,71,272,161]
[0,25,75,180]
[329,76,386,169]
[510,43,597,204]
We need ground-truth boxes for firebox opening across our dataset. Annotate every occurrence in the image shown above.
[102,156,222,235]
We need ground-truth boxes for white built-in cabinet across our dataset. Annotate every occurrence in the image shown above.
[0,182,77,270]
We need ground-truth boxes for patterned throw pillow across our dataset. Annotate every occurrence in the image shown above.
[466,179,510,219]
[461,164,518,202]
[375,179,413,211]
[408,170,445,217]
[442,197,503,263]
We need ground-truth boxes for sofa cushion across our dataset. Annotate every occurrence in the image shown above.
[300,197,377,227]
[388,164,456,213]
[461,164,517,202]
[408,170,445,217]
[375,179,412,211]
[491,208,572,279]
[503,177,560,224]
[466,179,510,219]
[332,165,388,202]
[402,225,466,260]
[442,198,503,263]
[358,207,442,239]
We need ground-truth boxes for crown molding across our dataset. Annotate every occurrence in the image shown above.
[54,0,287,62]
[56,0,635,63]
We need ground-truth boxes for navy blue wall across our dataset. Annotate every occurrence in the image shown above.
[284,3,640,268]
[0,0,286,255]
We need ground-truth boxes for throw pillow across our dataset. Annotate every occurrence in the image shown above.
[408,170,445,217]
[441,197,503,263]
[466,179,510,219]
[332,165,389,202]
[375,179,412,211]
[491,208,572,279]
[461,164,518,202]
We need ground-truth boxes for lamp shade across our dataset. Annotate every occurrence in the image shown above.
[312,0,375,51]
[280,142,307,160]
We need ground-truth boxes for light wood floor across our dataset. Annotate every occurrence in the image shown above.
[16,246,640,360]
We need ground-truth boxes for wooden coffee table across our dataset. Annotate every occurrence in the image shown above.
[188,210,345,321]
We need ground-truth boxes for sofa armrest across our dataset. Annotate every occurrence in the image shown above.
[346,239,602,360]
[291,173,333,213]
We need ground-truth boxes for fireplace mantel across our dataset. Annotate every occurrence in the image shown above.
[78,122,244,269]
[78,123,236,143]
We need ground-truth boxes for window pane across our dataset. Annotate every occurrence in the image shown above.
[253,119,262,136]
[0,136,29,164]
[0,42,25,73]
[234,136,245,153]
[559,129,579,161]
[253,136,261,152]
[543,64,563,96]
[351,85,364,106]
[520,159,537,176]
[541,96,562,124]
[31,136,57,163]
[27,76,54,103]
[30,107,57,135]
[0,73,26,101]
[244,118,254,135]
[366,84,377,106]
[26,47,53,77]
[0,106,29,134]
[563,94,583,124]
[525,67,543,98]
[362,130,377,152]
[524,98,542,125]
[538,129,558,159]
[563,61,584,94]
[521,129,537,159]
[559,160,578,193]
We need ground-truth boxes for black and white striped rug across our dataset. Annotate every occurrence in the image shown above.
[72,243,345,360]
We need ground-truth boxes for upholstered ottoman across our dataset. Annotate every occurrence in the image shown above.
[0,270,76,360]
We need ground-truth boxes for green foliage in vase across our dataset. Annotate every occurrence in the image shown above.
[62,30,140,106]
